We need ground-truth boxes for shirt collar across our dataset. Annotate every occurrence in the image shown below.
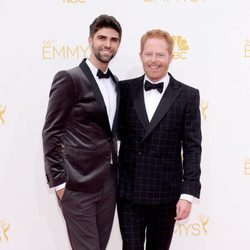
[86,59,109,76]
[144,73,170,94]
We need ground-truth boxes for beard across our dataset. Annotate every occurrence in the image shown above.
[92,48,116,63]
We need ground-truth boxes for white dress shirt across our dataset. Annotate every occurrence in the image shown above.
[86,59,117,129]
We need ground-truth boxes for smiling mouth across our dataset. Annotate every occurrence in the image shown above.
[149,65,160,70]
[101,50,112,54]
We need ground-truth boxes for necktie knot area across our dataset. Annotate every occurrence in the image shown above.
[97,69,111,79]
[144,80,164,93]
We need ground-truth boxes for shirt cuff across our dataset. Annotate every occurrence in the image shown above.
[54,182,66,191]
[180,194,194,203]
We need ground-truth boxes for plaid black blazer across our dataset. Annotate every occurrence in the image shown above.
[118,73,202,204]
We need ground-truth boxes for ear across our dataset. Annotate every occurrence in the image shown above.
[88,36,92,46]
[169,53,173,64]
[139,52,142,61]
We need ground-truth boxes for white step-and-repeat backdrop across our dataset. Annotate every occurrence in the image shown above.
[1,0,250,249]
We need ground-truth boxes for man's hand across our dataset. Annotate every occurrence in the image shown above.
[56,188,65,201]
[175,199,192,221]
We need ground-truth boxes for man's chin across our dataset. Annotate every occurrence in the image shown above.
[99,55,114,64]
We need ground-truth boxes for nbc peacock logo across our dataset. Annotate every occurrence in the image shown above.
[0,105,6,125]
[172,35,189,60]
[0,220,10,242]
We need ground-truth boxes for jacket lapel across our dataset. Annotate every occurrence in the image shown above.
[141,74,182,143]
[111,74,120,135]
[79,59,111,135]
[131,76,149,129]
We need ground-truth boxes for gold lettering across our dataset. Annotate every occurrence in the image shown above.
[182,224,192,236]
[244,44,250,57]
[175,215,209,237]
[179,52,187,59]
[42,41,54,60]
[63,0,85,3]
[172,52,179,60]
[42,43,89,60]
[174,224,182,236]
[53,46,66,59]
[80,46,90,58]
[66,46,90,59]
[0,105,6,124]
[66,46,80,59]
[42,46,52,60]
[200,100,208,121]
[0,221,10,241]
[198,215,209,235]
[245,158,250,175]
[191,223,201,236]
[172,51,187,60]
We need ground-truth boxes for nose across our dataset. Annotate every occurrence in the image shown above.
[104,39,111,48]
[150,54,157,61]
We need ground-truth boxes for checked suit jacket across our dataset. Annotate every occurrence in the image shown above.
[118,73,202,204]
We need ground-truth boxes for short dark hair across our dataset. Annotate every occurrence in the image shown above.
[89,14,122,40]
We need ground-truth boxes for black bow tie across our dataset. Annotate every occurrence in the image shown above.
[144,80,164,93]
[97,69,111,79]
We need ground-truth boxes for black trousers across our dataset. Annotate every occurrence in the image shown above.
[58,168,116,250]
[117,198,176,250]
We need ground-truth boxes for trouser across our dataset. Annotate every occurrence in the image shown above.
[58,167,116,250]
[117,198,176,250]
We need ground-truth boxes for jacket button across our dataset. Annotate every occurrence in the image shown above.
[138,152,142,156]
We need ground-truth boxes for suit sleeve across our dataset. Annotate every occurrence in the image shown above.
[42,71,76,188]
[181,88,202,198]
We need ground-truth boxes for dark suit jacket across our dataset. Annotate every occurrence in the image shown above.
[42,59,119,192]
[118,73,201,204]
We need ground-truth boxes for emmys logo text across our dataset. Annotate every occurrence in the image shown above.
[244,40,250,57]
[174,214,209,237]
[172,35,189,60]
[0,220,10,242]
[42,41,90,60]
[0,105,6,124]
[244,158,250,175]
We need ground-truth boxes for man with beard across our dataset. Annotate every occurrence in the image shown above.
[42,15,122,250]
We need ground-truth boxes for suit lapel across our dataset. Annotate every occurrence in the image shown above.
[141,74,182,143]
[111,74,120,135]
[131,76,149,129]
[79,59,111,135]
